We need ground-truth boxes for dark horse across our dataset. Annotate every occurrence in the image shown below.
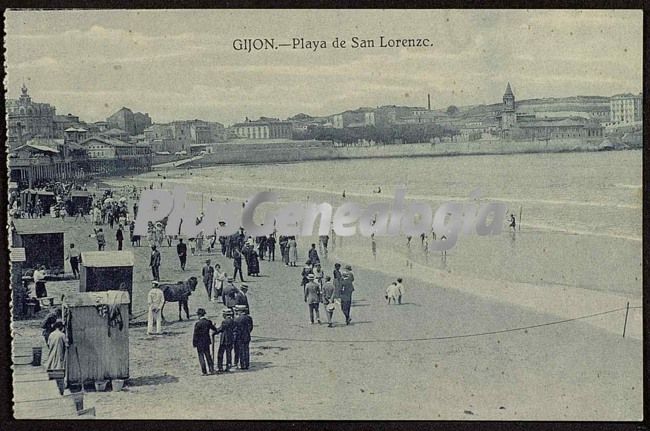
[159,276,198,321]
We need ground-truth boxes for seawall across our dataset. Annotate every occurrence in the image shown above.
[186,138,630,167]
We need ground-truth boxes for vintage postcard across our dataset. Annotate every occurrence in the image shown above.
[5,9,643,421]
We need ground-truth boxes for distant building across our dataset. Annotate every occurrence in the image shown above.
[63,127,88,145]
[496,83,604,141]
[610,93,642,124]
[517,118,604,140]
[80,136,150,159]
[232,118,293,139]
[93,121,111,132]
[6,84,56,147]
[143,119,225,153]
[99,128,131,142]
[331,108,376,129]
[52,114,82,139]
[133,112,153,135]
[500,82,517,134]
[107,107,152,135]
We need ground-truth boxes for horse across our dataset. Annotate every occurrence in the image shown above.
[159,276,198,321]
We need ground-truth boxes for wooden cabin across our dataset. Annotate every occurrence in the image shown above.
[10,247,28,317]
[11,220,65,274]
[79,251,134,313]
[63,291,130,387]
[70,190,93,215]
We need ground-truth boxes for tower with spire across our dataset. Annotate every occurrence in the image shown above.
[500,82,517,132]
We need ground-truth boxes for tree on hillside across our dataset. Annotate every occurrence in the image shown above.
[446,105,460,116]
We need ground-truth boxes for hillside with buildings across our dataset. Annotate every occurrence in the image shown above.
[6,82,642,186]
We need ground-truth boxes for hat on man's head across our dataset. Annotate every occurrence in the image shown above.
[234,305,248,312]
[227,276,234,282]
[152,280,159,286]
[205,259,211,263]
[196,308,206,316]
[345,265,352,270]
[240,284,249,290]
[307,274,315,280]
[222,308,234,316]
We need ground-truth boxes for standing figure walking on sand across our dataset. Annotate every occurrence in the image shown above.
[177,238,187,270]
[116,224,124,251]
[308,243,320,266]
[147,281,165,335]
[288,237,298,266]
[45,321,68,372]
[232,248,245,282]
[233,305,253,370]
[321,276,336,327]
[192,308,216,376]
[339,265,355,325]
[67,243,81,279]
[304,274,322,324]
[212,264,226,302]
[509,213,516,232]
[214,308,235,373]
[202,259,214,299]
[150,245,161,281]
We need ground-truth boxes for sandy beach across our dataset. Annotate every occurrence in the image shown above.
[12,196,643,420]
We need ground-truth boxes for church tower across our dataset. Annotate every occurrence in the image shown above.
[501,82,517,132]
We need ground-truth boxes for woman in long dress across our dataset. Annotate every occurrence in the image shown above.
[46,321,68,370]
[288,237,298,267]
[248,249,260,276]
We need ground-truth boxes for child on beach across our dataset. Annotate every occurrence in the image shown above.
[385,282,400,304]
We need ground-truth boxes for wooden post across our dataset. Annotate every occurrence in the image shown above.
[518,206,522,232]
[622,301,630,338]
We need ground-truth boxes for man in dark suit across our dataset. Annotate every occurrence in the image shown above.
[116,224,124,251]
[235,284,249,308]
[304,274,322,324]
[233,305,254,370]
[149,245,161,281]
[308,243,320,266]
[177,238,187,270]
[232,248,245,282]
[214,308,235,373]
[339,265,355,325]
[192,308,217,375]
[202,259,214,299]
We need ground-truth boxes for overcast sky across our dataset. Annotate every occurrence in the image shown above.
[5,9,643,125]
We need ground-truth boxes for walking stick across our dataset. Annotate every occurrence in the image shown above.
[211,334,215,365]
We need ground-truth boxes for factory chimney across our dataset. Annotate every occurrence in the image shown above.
[427,94,431,111]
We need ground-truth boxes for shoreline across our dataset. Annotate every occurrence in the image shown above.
[171,142,639,170]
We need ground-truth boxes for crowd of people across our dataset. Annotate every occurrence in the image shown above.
[20,183,414,380]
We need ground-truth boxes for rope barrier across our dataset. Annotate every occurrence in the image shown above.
[249,306,642,344]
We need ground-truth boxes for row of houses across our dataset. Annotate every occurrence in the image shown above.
[8,135,152,187]
[6,85,155,149]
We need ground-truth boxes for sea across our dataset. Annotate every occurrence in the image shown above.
[106,150,642,297]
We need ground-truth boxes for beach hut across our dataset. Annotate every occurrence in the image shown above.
[11,219,65,274]
[70,190,93,214]
[19,188,37,209]
[36,191,56,214]
[63,291,130,387]
[79,251,134,313]
[10,247,28,318]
